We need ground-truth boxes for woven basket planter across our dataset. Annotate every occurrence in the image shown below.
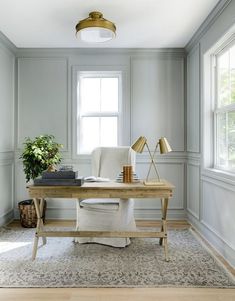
[18,199,46,228]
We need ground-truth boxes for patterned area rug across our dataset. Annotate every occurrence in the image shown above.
[0,227,234,288]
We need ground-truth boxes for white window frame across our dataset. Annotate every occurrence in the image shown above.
[213,39,235,172]
[72,65,130,159]
[202,30,235,182]
[78,71,122,154]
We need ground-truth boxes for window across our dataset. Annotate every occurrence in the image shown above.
[77,72,121,154]
[214,41,235,171]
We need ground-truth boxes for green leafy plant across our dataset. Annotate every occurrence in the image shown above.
[20,134,63,182]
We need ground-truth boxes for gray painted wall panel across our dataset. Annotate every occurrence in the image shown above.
[0,39,15,226]
[131,57,184,151]
[187,44,200,153]
[17,58,68,149]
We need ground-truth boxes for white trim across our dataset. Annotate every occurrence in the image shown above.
[16,48,185,57]
[202,168,235,190]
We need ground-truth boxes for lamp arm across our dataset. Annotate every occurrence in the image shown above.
[145,143,160,181]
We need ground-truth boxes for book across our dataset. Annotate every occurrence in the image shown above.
[42,171,78,179]
[34,176,84,186]
[84,176,110,182]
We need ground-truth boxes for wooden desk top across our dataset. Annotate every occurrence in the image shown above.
[27,180,174,199]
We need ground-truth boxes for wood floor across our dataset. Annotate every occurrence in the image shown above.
[1,220,234,301]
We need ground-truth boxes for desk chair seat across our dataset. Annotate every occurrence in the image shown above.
[75,147,136,247]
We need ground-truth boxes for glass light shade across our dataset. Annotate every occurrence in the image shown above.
[78,27,115,43]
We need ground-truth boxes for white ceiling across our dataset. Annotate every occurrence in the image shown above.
[0,0,220,48]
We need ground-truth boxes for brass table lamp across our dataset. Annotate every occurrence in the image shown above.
[131,136,172,186]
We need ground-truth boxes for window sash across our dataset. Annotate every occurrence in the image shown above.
[77,72,122,154]
[214,40,235,172]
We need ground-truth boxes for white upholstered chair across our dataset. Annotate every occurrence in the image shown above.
[75,146,136,247]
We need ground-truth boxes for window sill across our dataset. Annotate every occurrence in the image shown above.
[202,167,235,186]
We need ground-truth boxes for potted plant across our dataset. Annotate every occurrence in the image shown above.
[20,134,63,182]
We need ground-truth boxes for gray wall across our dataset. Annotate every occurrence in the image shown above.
[15,49,186,220]
[186,0,235,267]
[0,33,15,226]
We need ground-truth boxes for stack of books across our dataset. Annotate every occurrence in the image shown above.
[34,170,84,186]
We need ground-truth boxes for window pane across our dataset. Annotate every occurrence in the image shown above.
[230,45,235,105]
[80,78,100,112]
[228,110,235,168]
[218,51,230,107]
[216,112,227,166]
[79,117,118,153]
[101,78,119,112]
[79,117,99,153]
[100,117,118,146]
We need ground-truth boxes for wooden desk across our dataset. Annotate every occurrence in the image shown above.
[28,180,174,261]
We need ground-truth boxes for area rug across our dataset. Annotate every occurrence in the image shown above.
[0,227,234,288]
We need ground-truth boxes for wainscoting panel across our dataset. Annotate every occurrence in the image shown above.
[187,162,200,219]
[201,179,235,250]
[134,160,185,218]
[0,158,14,226]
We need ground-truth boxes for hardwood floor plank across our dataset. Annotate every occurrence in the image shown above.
[0,288,234,301]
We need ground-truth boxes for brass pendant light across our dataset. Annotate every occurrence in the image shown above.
[75,11,116,43]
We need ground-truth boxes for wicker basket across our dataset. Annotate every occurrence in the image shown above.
[18,199,46,228]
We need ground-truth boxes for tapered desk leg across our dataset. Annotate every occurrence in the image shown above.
[39,199,46,245]
[32,198,46,260]
[159,197,169,262]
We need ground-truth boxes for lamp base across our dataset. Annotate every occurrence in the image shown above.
[143,180,165,186]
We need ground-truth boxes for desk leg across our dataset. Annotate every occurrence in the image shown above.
[32,198,46,260]
[159,197,169,262]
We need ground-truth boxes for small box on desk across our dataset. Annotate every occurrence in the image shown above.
[42,171,78,179]
[34,176,84,186]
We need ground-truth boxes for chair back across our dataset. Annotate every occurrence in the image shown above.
[91,147,136,179]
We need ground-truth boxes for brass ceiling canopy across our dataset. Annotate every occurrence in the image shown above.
[75,11,116,43]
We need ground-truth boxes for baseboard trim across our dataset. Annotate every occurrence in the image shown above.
[14,208,187,221]
[187,212,235,268]
[0,209,14,227]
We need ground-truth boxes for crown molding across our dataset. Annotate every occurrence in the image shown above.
[15,47,186,58]
[0,31,17,54]
[185,0,232,53]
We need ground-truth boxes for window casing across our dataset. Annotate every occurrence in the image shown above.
[77,71,122,154]
[214,40,235,172]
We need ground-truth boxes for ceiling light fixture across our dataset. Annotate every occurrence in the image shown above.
[75,11,116,43]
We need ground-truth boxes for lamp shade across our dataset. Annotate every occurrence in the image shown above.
[131,136,147,153]
[159,137,172,154]
[75,11,116,43]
